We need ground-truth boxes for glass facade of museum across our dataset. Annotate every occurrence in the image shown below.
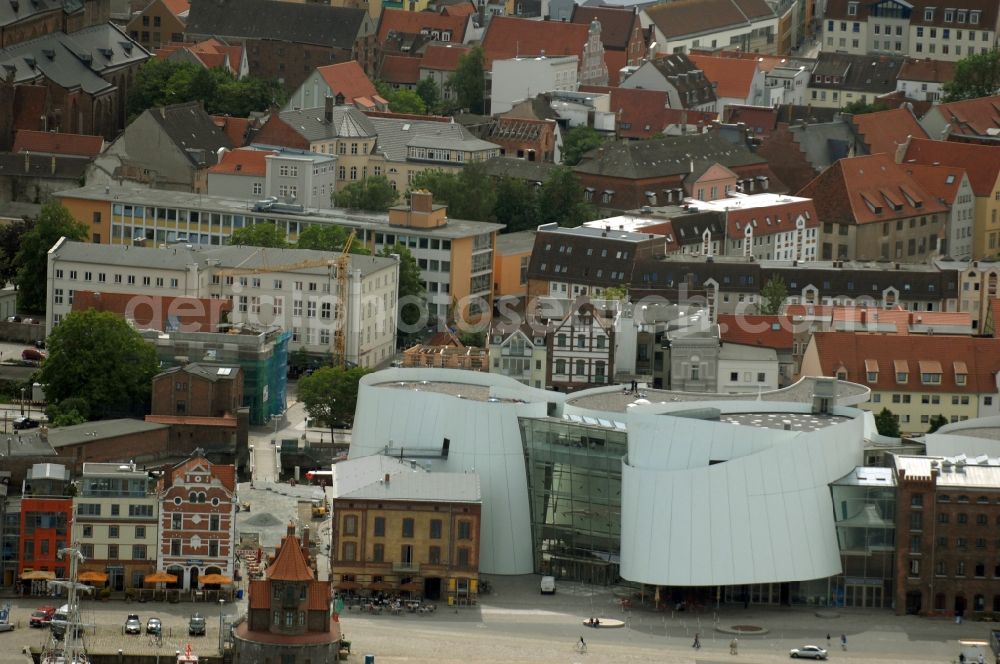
[519,417,626,586]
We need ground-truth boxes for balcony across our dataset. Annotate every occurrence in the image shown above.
[392,561,420,573]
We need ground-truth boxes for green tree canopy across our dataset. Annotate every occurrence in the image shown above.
[842,100,891,115]
[229,222,289,248]
[561,125,605,166]
[15,202,87,313]
[416,78,441,113]
[943,49,1000,102]
[0,217,33,286]
[388,89,427,114]
[410,163,497,222]
[379,243,425,330]
[492,177,539,233]
[537,167,593,228]
[127,59,286,119]
[874,407,901,438]
[759,275,788,315]
[297,366,369,437]
[928,414,949,433]
[449,46,486,114]
[39,310,160,419]
[295,225,368,254]
[333,176,399,212]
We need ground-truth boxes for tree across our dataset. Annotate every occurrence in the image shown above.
[874,407,901,437]
[333,176,399,212]
[943,49,1000,102]
[15,202,87,313]
[537,167,592,227]
[229,222,289,248]
[410,163,496,222]
[758,275,788,315]
[492,177,539,233]
[561,125,605,166]
[388,89,427,115]
[39,310,159,419]
[928,414,949,433]
[0,217,33,286]
[379,243,426,330]
[449,46,486,114]
[416,78,441,113]
[297,366,369,438]
[842,100,891,115]
[127,59,285,119]
[295,225,369,254]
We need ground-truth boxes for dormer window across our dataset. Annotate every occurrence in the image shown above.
[920,360,942,384]
[895,360,909,384]
[847,2,858,15]
[924,7,935,20]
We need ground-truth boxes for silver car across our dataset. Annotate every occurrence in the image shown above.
[146,618,161,635]
[124,614,141,635]
[790,645,828,660]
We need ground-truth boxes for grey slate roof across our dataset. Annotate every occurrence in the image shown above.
[0,152,90,180]
[645,53,717,109]
[279,106,377,141]
[159,363,240,382]
[369,117,499,162]
[0,0,63,28]
[185,0,368,47]
[0,23,150,93]
[21,419,170,449]
[574,132,766,179]
[339,471,481,503]
[495,230,536,255]
[147,101,233,166]
[51,240,400,278]
[789,120,857,172]
[811,52,903,94]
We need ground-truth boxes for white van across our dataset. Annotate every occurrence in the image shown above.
[540,576,556,594]
[50,604,70,637]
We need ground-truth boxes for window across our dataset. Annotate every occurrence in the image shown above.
[457,521,472,540]
[959,513,969,524]
[429,546,441,564]
[82,525,93,538]
[343,515,358,536]
[170,539,181,556]
[373,543,384,562]
[109,525,120,539]
[342,542,356,561]
[910,512,923,531]
[172,513,182,530]
[135,525,146,538]
[457,547,471,568]
[429,519,442,539]
[373,517,385,537]
[210,514,220,531]
[132,544,147,560]
[402,518,414,538]
[909,559,920,577]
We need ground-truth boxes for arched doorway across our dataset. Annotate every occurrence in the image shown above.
[167,565,184,589]
[189,567,200,591]
[905,591,922,615]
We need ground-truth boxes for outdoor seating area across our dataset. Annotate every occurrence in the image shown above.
[341,595,437,615]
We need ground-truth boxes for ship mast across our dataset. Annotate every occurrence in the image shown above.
[58,543,88,664]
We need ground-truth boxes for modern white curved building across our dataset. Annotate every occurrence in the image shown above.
[351,368,871,597]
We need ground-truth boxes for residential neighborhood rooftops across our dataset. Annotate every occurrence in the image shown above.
[898,58,957,84]
[849,107,927,156]
[23,419,171,449]
[274,105,377,141]
[369,116,498,161]
[376,7,470,43]
[718,314,793,349]
[186,0,369,47]
[574,132,767,179]
[924,94,1000,140]
[644,0,775,39]
[902,138,1000,197]
[316,60,379,101]
[688,53,759,99]
[379,55,422,85]
[495,230,537,255]
[419,43,470,71]
[481,16,589,66]
[811,53,903,94]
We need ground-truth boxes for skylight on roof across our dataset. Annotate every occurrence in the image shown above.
[217,367,233,376]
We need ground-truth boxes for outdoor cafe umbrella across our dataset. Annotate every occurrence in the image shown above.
[199,574,233,585]
[367,581,394,592]
[20,570,55,581]
[78,571,108,583]
[144,572,178,584]
[334,581,361,592]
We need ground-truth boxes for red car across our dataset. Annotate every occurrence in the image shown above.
[30,606,56,628]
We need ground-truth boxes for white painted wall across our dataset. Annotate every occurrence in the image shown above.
[490,56,579,115]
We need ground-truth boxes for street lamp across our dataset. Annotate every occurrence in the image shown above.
[19,388,24,416]
[218,598,226,655]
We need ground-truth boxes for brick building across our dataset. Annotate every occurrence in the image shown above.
[17,420,172,475]
[331,459,482,604]
[893,454,1000,617]
[234,522,340,664]
[157,453,237,590]
[18,463,73,586]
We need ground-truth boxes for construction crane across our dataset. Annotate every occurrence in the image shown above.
[215,257,337,277]
[332,230,356,369]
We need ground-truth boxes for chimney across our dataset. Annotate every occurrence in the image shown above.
[324,95,334,124]
[410,189,433,213]
[286,520,296,537]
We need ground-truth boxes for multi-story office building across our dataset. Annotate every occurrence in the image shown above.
[331,463,482,604]
[55,183,502,327]
[157,454,237,591]
[74,462,159,591]
[19,463,73,584]
[46,238,399,368]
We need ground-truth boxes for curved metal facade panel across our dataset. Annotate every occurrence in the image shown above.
[620,409,865,586]
[351,369,551,575]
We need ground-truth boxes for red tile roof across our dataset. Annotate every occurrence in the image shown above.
[901,163,966,205]
[377,8,469,44]
[724,105,779,136]
[481,16,589,67]
[604,50,627,86]
[207,148,276,176]
[797,153,948,225]
[689,54,758,99]
[718,314,793,349]
[928,94,1000,140]
[212,116,253,147]
[570,5,640,50]
[168,456,236,493]
[830,307,972,333]
[849,107,927,156]
[156,39,242,76]
[807,332,1000,394]
[898,58,956,84]
[579,85,715,138]
[317,60,378,102]
[12,130,103,157]
[902,137,1000,198]
[161,0,189,18]
[723,197,820,238]
[266,529,315,582]
[991,298,1000,338]
[419,44,470,72]
[441,1,475,16]
[306,580,330,611]
[645,0,772,39]
[379,55,422,85]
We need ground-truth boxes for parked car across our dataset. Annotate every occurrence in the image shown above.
[29,606,56,628]
[146,617,161,635]
[540,576,556,594]
[13,417,39,430]
[188,614,206,636]
[124,614,141,635]
[790,645,828,659]
[21,348,44,362]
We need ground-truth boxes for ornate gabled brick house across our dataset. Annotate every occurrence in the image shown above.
[233,523,341,663]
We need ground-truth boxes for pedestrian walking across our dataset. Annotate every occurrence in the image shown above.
[840,634,847,651]
[692,633,701,650]
[826,633,830,649]
[958,653,966,664]
[977,653,984,664]
[730,638,738,655]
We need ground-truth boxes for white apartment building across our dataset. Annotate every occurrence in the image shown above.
[488,323,548,389]
[206,149,338,210]
[73,463,160,591]
[717,342,780,393]
[490,55,579,115]
[45,240,400,368]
